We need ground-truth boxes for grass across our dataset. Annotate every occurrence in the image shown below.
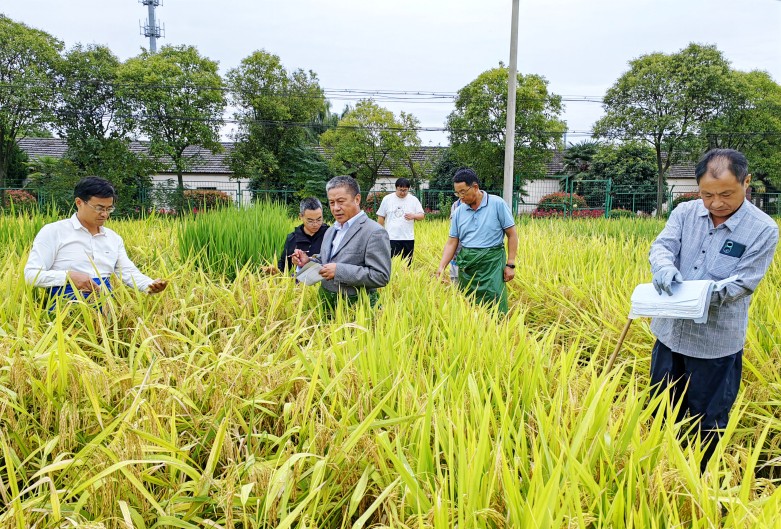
[178,202,292,279]
[0,213,779,528]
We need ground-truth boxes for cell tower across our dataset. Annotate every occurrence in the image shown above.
[139,0,165,53]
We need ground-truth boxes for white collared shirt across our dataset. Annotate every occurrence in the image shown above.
[24,214,154,291]
[331,211,365,253]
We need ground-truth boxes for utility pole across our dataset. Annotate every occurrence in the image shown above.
[140,0,164,53]
[502,0,520,210]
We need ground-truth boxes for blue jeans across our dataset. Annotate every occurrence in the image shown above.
[649,339,742,472]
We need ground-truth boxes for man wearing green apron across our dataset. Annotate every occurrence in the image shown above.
[436,168,518,313]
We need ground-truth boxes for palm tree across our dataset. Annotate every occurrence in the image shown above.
[559,140,600,191]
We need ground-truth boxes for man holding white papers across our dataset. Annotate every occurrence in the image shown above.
[291,176,391,309]
[648,149,778,473]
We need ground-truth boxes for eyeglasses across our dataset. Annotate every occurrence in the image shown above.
[454,186,475,197]
[303,217,323,225]
[84,202,116,214]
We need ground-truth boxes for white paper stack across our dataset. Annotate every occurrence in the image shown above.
[629,280,714,323]
[628,276,737,324]
[296,261,324,285]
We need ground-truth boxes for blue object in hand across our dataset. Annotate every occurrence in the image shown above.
[652,267,682,296]
[48,277,112,309]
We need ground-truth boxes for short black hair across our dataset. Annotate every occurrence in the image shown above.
[395,178,411,188]
[74,177,117,202]
[299,197,323,214]
[326,175,360,197]
[453,167,479,187]
[695,149,749,184]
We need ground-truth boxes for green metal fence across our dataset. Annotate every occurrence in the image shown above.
[3,180,781,219]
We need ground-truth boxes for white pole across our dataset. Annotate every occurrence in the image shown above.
[503,0,520,210]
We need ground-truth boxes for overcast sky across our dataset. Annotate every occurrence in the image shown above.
[3,0,781,146]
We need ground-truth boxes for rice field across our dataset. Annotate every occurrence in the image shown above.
[1,212,780,528]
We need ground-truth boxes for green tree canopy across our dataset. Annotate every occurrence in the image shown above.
[561,141,600,178]
[428,147,460,190]
[6,142,29,188]
[227,50,327,190]
[446,64,565,190]
[118,45,225,202]
[56,44,157,213]
[280,145,333,205]
[0,15,62,192]
[319,99,422,193]
[700,69,781,190]
[594,43,732,215]
[591,142,660,213]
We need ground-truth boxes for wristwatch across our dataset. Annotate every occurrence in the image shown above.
[505,263,515,269]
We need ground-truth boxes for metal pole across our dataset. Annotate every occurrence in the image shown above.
[502,0,520,210]
[147,2,157,52]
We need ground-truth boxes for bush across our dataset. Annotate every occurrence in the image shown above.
[2,189,37,212]
[363,191,390,218]
[537,192,588,212]
[178,201,292,280]
[531,208,605,219]
[184,189,233,212]
[671,192,700,210]
[533,192,590,217]
[609,208,636,219]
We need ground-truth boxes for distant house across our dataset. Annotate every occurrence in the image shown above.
[518,151,698,212]
[17,138,253,205]
[17,138,698,208]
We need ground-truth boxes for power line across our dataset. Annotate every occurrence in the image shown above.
[0,81,604,104]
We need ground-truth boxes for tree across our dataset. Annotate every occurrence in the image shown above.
[56,44,157,214]
[280,145,333,204]
[118,45,225,207]
[561,141,599,177]
[0,15,62,196]
[227,50,327,191]
[559,140,600,193]
[319,100,422,193]
[428,147,462,189]
[6,143,29,188]
[446,64,565,190]
[594,43,732,216]
[700,69,781,190]
[25,155,81,212]
[591,142,660,213]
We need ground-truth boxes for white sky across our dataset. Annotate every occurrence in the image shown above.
[3,0,781,146]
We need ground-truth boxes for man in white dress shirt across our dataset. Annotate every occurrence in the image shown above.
[24,177,168,301]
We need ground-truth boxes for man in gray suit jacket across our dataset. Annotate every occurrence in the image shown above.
[292,176,391,308]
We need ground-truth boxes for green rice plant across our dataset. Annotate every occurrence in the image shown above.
[0,209,58,257]
[178,201,292,279]
[1,215,780,527]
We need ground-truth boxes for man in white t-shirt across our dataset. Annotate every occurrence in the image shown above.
[376,178,425,262]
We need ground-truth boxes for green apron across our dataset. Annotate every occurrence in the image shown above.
[457,245,508,313]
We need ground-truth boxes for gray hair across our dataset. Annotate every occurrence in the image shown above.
[299,197,323,215]
[326,175,360,197]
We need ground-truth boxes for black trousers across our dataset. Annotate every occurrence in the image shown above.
[650,339,742,472]
[390,240,414,262]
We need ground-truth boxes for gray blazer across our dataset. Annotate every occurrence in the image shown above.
[317,213,391,297]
